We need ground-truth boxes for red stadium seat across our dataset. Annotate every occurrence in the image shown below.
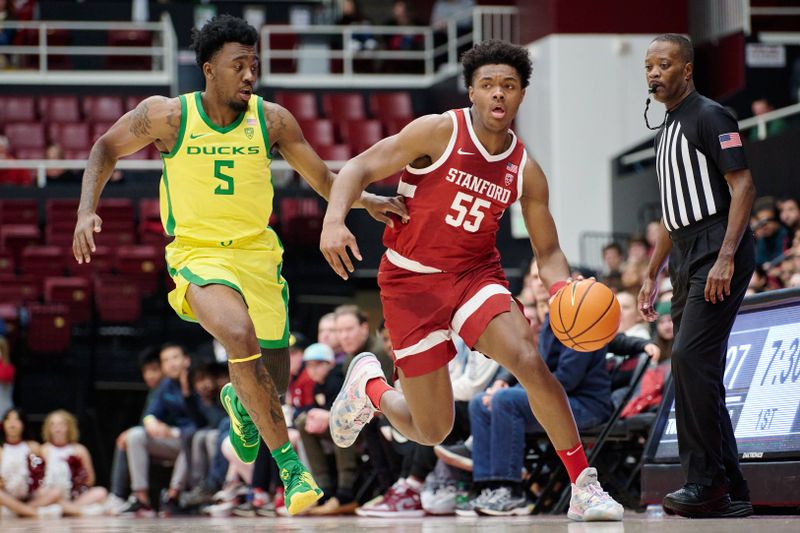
[63,149,90,160]
[342,119,384,154]
[26,303,71,353]
[297,119,336,149]
[97,198,134,222]
[44,277,92,324]
[106,30,153,70]
[116,245,162,296]
[126,95,148,110]
[39,96,81,123]
[321,93,366,122]
[94,275,142,323]
[82,96,124,122]
[275,91,318,120]
[49,122,91,151]
[383,116,414,136]
[5,123,46,150]
[369,92,414,120]
[138,198,166,244]
[91,122,115,144]
[20,245,66,278]
[66,245,113,280]
[12,148,45,161]
[0,274,41,306]
[315,144,351,161]
[0,224,41,265]
[0,251,13,276]
[0,200,38,225]
[267,32,298,74]
[0,96,36,124]
[279,197,324,246]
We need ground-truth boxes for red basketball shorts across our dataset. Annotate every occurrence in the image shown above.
[378,251,512,378]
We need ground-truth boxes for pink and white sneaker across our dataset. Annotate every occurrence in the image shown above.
[568,467,624,521]
[330,352,384,448]
[355,479,425,517]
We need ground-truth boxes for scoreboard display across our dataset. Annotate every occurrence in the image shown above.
[653,288,800,462]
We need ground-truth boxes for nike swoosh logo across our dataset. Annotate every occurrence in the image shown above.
[457,148,475,155]
[566,447,581,456]
[281,443,292,453]
[189,132,210,139]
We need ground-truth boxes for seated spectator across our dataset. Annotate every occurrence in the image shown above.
[621,235,649,291]
[748,98,789,141]
[120,343,205,517]
[0,408,63,518]
[337,0,376,51]
[0,336,14,417]
[106,346,163,512]
[616,291,651,340]
[335,304,393,377]
[753,196,789,267]
[600,242,624,292]
[645,220,662,255]
[778,197,800,235]
[383,1,423,51]
[294,343,354,515]
[317,314,345,363]
[44,143,80,184]
[0,135,33,186]
[40,410,108,514]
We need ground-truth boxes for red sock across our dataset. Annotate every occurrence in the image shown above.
[556,443,589,484]
[365,377,393,411]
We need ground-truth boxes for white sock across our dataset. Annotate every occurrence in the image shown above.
[405,477,423,490]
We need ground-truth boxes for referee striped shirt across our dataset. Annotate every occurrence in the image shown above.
[654,91,748,232]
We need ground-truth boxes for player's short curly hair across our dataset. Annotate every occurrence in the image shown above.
[190,14,258,70]
[461,40,532,89]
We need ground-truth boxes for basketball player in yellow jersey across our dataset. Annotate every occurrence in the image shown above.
[71,15,407,516]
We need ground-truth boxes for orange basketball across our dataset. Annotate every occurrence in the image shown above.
[548,279,620,352]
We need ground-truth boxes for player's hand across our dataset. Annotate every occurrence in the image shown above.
[320,221,362,280]
[73,210,102,264]
[638,277,659,322]
[362,193,409,228]
[705,254,734,304]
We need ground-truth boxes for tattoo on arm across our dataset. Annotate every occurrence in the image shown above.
[129,101,152,138]
[266,104,290,149]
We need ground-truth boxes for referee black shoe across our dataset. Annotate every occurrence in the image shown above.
[662,483,731,518]
[663,482,754,518]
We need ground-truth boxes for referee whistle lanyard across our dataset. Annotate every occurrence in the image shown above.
[644,87,668,130]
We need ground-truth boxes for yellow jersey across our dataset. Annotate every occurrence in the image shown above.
[159,91,272,245]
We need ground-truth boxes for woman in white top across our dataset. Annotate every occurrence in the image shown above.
[0,408,63,518]
[40,410,107,514]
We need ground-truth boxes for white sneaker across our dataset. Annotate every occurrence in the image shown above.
[36,504,63,519]
[80,503,106,516]
[421,483,457,515]
[202,500,236,517]
[103,494,128,515]
[330,352,384,448]
[568,467,624,522]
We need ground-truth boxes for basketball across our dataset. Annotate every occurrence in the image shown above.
[549,279,620,352]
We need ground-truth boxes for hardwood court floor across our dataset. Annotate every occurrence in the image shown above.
[1,512,798,533]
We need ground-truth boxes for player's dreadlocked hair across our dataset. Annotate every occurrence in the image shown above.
[190,14,258,70]
[461,40,532,89]
[651,33,694,64]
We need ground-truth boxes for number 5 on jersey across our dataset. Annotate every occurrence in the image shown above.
[445,191,490,232]
[214,160,235,195]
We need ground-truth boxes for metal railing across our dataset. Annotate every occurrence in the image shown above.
[0,158,346,189]
[690,0,750,43]
[0,13,177,94]
[260,6,518,87]
[620,101,800,167]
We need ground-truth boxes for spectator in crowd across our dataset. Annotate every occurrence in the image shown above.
[748,98,788,141]
[383,0,423,51]
[317,313,345,363]
[777,197,800,235]
[616,291,652,340]
[0,0,15,68]
[106,346,163,512]
[600,242,624,292]
[293,342,354,515]
[0,135,33,186]
[0,336,14,417]
[40,410,108,514]
[337,0,377,52]
[621,235,649,291]
[645,220,662,253]
[752,196,789,267]
[334,304,393,378]
[44,143,80,184]
[119,343,205,517]
[0,408,63,518]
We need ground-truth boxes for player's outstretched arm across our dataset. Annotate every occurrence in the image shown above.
[319,113,453,280]
[264,101,408,225]
[519,156,571,291]
[73,96,180,264]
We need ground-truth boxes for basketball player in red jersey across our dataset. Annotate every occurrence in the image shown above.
[320,40,623,521]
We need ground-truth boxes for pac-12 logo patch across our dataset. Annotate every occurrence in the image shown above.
[504,173,514,186]
[245,127,254,140]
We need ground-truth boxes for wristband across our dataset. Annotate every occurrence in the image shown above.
[549,280,568,298]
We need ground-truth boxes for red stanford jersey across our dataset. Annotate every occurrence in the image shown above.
[383,108,527,273]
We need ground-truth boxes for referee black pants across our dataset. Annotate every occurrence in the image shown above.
[669,215,755,489]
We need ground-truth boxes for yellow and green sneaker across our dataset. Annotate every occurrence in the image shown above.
[220,383,260,464]
[281,463,324,515]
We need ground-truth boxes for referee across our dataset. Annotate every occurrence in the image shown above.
[638,34,756,518]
